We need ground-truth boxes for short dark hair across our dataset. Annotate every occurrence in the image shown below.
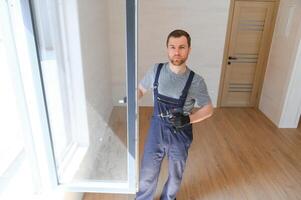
[166,29,191,47]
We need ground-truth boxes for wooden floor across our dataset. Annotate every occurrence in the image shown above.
[83,108,301,200]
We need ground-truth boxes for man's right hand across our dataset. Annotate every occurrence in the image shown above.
[138,84,147,99]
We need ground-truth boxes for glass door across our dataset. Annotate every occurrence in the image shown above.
[29,0,138,193]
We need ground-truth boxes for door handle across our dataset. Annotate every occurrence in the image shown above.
[118,97,127,104]
[228,56,237,60]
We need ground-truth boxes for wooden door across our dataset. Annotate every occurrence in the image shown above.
[219,1,278,107]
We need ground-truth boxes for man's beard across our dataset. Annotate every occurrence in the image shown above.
[169,56,187,66]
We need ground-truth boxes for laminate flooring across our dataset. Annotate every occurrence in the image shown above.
[83,108,301,200]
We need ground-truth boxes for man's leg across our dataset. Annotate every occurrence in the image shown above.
[160,134,190,200]
[136,117,166,200]
[136,148,164,200]
[160,158,186,200]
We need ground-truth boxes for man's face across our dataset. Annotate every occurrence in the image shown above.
[167,36,191,66]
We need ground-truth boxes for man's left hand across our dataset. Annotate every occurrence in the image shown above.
[169,112,190,129]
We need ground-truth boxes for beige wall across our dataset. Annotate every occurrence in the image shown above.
[138,0,230,106]
[108,0,127,105]
[259,0,301,127]
[104,0,231,107]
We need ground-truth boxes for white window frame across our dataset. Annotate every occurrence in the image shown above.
[5,0,58,193]
[30,0,89,181]
[0,1,34,193]
[0,0,24,179]
[9,0,139,194]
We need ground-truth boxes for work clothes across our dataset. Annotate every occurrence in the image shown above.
[136,63,194,200]
[139,62,211,113]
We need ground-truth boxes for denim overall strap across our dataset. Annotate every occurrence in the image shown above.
[153,63,164,95]
[153,63,165,117]
[179,71,195,107]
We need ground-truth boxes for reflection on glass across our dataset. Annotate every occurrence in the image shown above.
[32,0,127,183]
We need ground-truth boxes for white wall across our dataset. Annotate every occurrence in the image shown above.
[279,37,301,127]
[138,0,230,106]
[259,0,301,128]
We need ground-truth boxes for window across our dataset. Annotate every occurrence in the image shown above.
[0,1,39,198]
[1,0,138,196]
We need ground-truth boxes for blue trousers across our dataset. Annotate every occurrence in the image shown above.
[136,117,192,200]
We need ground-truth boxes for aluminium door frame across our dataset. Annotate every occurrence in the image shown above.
[17,0,138,194]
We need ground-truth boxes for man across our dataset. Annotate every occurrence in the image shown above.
[136,29,213,200]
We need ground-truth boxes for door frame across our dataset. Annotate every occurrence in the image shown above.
[217,0,279,108]
[15,0,139,194]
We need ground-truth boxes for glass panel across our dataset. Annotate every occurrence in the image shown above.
[31,0,128,184]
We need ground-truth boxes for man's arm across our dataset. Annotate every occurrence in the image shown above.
[189,103,213,123]
[138,84,148,99]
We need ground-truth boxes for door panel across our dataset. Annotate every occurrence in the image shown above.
[30,0,138,193]
[228,63,256,83]
[236,32,263,53]
[221,1,277,107]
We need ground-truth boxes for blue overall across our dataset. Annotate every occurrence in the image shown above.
[136,63,195,200]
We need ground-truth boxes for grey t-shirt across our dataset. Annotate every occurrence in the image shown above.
[140,62,211,114]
